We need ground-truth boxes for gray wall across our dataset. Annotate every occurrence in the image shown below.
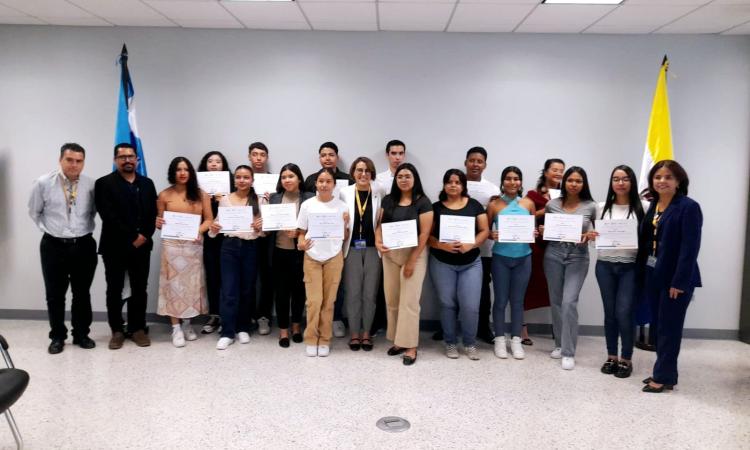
[1,26,748,331]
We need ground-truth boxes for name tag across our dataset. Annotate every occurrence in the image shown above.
[353,239,367,250]
[646,256,657,268]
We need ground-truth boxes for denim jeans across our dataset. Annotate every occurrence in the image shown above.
[595,260,636,359]
[491,254,531,338]
[544,244,589,358]
[219,238,258,338]
[429,255,483,346]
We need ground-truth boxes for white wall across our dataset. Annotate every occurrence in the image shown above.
[1,25,747,330]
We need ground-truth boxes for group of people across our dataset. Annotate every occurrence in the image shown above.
[28,139,702,393]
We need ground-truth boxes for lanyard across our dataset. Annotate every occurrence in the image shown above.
[651,205,663,256]
[354,189,370,238]
[59,174,78,217]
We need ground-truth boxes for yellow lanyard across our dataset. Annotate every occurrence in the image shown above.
[354,189,370,237]
[651,206,663,256]
[60,175,78,217]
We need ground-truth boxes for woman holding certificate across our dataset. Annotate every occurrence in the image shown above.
[486,166,536,360]
[591,165,646,379]
[197,151,232,335]
[637,160,702,393]
[428,169,489,360]
[341,157,382,352]
[208,165,264,350]
[375,163,433,366]
[155,157,213,348]
[296,168,349,357]
[541,166,596,370]
[268,163,314,348]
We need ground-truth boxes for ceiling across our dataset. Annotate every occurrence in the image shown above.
[0,0,749,34]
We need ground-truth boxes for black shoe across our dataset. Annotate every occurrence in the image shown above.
[642,377,674,390]
[48,339,65,354]
[73,336,96,349]
[600,358,618,375]
[403,351,417,366]
[348,338,361,351]
[360,338,373,352]
[201,316,220,334]
[387,346,406,356]
[477,330,495,345]
[432,330,443,341]
[635,341,656,352]
[642,383,671,393]
[278,337,290,348]
[614,361,632,378]
[292,333,303,344]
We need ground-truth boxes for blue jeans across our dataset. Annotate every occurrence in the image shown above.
[595,260,636,360]
[429,255,482,346]
[219,238,258,338]
[491,254,531,338]
[544,244,589,358]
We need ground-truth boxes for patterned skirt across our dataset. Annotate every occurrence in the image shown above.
[157,239,208,318]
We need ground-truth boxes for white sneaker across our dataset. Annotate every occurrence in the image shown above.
[465,345,480,361]
[332,321,346,338]
[510,336,525,360]
[216,337,234,350]
[550,347,562,359]
[237,332,251,344]
[562,356,575,370]
[182,323,197,341]
[171,327,185,348]
[305,345,317,357]
[257,317,271,335]
[494,336,508,359]
[445,344,459,359]
[318,345,330,357]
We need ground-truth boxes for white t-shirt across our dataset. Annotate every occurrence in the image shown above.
[374,169,395,197]
[595,201,649,263]
[468,177,500,258]
[297,196,348,262]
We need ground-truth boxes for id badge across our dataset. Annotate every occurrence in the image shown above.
[353,239,367,250]
[646,256,657,268]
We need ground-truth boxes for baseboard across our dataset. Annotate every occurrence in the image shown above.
[1,309,740,341]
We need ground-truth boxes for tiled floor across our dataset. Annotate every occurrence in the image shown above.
[0,319,748,450]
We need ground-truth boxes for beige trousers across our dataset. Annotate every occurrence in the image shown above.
[382,248,428,348]
[303,252,344,346]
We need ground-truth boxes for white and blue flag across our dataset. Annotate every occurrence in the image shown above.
[115,44,147,176]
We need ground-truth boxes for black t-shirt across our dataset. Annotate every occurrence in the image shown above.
[430,198,485,265]
[351,189,375,247]
[381,194,432,234]
[303,168,353,193]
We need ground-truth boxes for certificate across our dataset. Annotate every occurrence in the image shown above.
[307,212,344,239]
[548,188,561,200]
[161,211,201,240]
[439,215,475,244]
[261,203,297,231]
[381,220,418,249]
[197,171,230,195]
[543,213,583,243]
[467,181,498,206]
[595,219,638,249]
[253,173,279,196]
[217,206,253,233]
[497,215,535,243]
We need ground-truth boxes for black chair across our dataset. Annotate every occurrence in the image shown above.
[0,334,29,449]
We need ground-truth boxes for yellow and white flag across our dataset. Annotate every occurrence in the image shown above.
[638,57,674,194]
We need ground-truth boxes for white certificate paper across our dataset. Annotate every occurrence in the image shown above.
[261,203,297,231]
[497,215,535,243]
[253,173,279,196]
[217,206,253,233]
[467,181,498,206]
[381,220,418,250]
[543,213,583,243]
[439,215,476,244]
[197,171,230,195]
[595,219,638,249]
[161,211,201,241]
[548,188,561,200]
[308,212,344,239]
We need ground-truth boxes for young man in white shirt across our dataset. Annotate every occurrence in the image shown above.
[374,139,406,197]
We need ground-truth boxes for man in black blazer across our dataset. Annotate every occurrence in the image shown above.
[94,143,157,350]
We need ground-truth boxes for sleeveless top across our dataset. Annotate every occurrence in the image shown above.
[492,196,532,259]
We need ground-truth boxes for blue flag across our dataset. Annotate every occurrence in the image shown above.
[115,44,147,176]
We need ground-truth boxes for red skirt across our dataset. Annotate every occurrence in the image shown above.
[524,239,550,311]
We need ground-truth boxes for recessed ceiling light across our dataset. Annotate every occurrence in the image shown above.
[542,0,623,4]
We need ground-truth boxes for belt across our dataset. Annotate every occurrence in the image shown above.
[44,233,92,245]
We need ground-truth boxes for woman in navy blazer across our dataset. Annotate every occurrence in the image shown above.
[637,160,702,393]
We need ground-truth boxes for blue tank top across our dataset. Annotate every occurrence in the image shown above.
[492,196,532,258]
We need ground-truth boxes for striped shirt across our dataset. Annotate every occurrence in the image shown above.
[28,170,96,238]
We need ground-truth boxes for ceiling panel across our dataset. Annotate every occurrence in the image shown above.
[722,19,750,34]
[379,2,455,31]
[69,0,176,26]
[221,1,309,29]
[516,4,615,33]
[625,0,710,5]
[447,3,535,32]
[656,4,750,33]
[585,4,697,34]
[0,0,94,19]
[145,0,242,27]
[0,15,46,25]
[300,2,377,30]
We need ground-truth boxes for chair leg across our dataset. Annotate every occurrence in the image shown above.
[5,409,23,449]
[0,347,14,369]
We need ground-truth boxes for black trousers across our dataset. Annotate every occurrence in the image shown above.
[203,233,223,316]
[273,247,306,329]
[102,246,151,333]
[255,236,275,321]
[478,256,493,336]
[39,234,97,341]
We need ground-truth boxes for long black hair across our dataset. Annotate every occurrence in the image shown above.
[601,165,644,221]
[275,163,305,194]
[438,169,468,202]
[198,151,229,172]
[168,156,201,202]
[536,158,565,192]
[388,163,426,203]
[560,166,593,203]
[233,164,259,208]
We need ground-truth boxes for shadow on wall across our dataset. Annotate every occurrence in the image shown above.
[0,150,10,288]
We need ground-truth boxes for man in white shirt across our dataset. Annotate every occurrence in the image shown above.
[374,139,406,197]
[28,143,98,354]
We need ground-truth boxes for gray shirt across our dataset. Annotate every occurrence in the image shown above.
[28,170,96,238]
[545,197,596,247]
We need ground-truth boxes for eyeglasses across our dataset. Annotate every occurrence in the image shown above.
[612,177,631,184]
[354,168,371,174]
[116,155,138,161]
